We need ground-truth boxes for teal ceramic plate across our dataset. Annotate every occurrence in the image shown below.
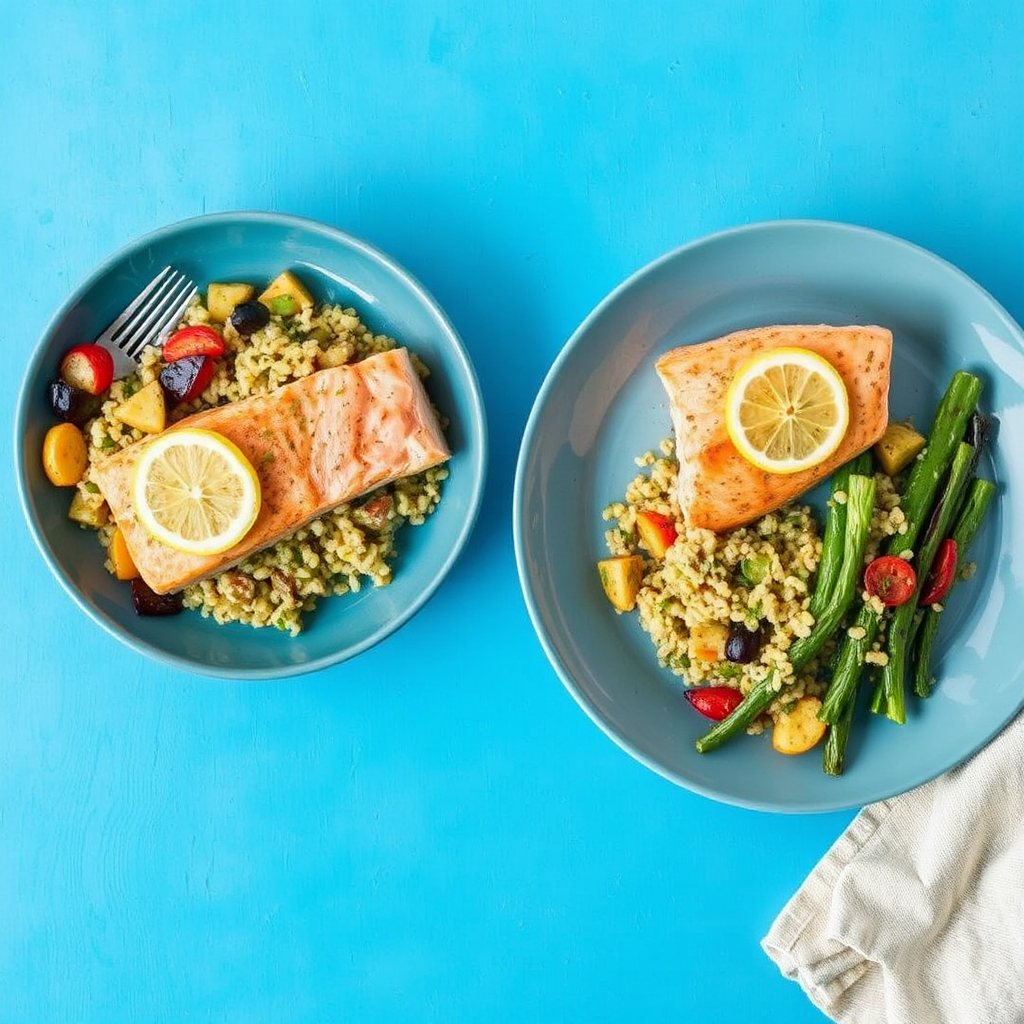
[514,220,1023,813]
[16,212,486,679]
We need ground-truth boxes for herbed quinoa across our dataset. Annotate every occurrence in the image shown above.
[75,296,448,636]
[603,440,905,729]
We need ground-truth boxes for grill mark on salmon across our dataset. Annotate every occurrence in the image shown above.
[655,324,892,532]
[93,347,450,594]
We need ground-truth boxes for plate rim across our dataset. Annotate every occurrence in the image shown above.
[513,217,1024,812]
[15,210,488,679]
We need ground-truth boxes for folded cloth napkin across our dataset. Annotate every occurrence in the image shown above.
[762,710,1024,1024]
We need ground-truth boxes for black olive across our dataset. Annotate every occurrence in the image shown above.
[48,379,102,425]
[229,300,271,336]
[725,624,762,664]
[130,577,184,617]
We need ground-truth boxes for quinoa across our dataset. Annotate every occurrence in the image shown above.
[77,293,448,636]
[603,441,902,730]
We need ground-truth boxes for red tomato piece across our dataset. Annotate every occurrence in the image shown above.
[920,538,958,606]
[635,509,678,559]
[162,325,225,362]
[684,686,744,721]
[60,343,114,395]
[863,555,917,607]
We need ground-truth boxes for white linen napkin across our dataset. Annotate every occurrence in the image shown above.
[762,710,1024,1024]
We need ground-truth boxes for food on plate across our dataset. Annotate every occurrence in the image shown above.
[42,270,452,634]
[42,422,89,486]
[93,348,449,592]
[596,554,645,612]
[48,379,103,425]
[206,283,255,322]
[863,555,917,607]
[655,324,892,532]
[771,695,827,755]
[873,421,926,477]
[108,527,139,581]
[112,379,167,433]
[60,343,115,396]
[258,270,314,315]
[724,346,850,475]
[162,324,226,362]
[601,321,995,774]
[684,686,743,721]
[128,428,263,559]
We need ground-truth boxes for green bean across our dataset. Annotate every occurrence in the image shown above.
[876,441,976,722]
[695,473,875,755]
[809,453,872,620]
[887,372,983,553]
[822,674,858,775]
[819,604,878,725]
[912,478,996,697]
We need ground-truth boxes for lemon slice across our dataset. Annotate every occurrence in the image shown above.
[724,347,850,474]
[132,428,261,555]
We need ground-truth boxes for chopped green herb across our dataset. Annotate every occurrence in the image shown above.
[83,481,100,494]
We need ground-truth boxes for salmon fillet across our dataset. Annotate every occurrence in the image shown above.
[654,324,892,532]
[92,347,450,594]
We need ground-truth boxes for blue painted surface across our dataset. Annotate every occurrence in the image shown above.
[3,2,1023,1022]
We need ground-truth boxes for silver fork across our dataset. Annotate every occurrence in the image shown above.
[96,266,197,379]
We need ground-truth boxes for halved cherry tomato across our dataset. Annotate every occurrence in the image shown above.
[684,686,744,721]
[60,343,114,395]
[920,538,958,606]
[863,555,917,607]
[162,324,225,362]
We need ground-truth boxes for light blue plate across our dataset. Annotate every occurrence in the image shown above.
[514,220,1024,813]
[16,212,487,679]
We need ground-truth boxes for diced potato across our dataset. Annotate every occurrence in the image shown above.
[42,422,89,486]
[772,695,828,755]
[207,282,255,322]
[874,422,926,477]
[690,621,729,662]
[597,555,644,612]
[108,527,140,581]
[635,509,678,559]
[68,488,109,528]
[113,379,166,434]
[258,271,314,314]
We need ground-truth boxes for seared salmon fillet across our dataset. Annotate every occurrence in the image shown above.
[93,347,450,594]
[655,325,892,532]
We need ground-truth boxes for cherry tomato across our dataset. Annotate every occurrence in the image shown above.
[163,324,225,361]
[863,555,917,607]
[920,538,958,606]
[684,686,744,721]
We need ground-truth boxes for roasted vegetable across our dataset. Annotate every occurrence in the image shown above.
[60,343,115,396]
[48,379,102,425]
[163,325,225,362]
[108,527,140,581]
[207,282,255,322]
[258,271,314,314]
[42,422,89,486]
[68,487,109,528]
[597,555,644,612]
[112,379,166,433]
[634,509,677,559]
[772,696,827,755]
[690,621,729,662]
[863,555,917,607]
[130,577,183,616]
[159,354,216,405]
[873,421,926,476]
[684,686,744,721]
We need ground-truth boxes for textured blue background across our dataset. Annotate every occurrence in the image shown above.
[3,2,1023,1022]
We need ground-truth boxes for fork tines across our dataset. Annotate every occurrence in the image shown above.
[106,266,198,357]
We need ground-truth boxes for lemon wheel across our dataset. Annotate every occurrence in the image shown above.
[724,347,850,474]
[131,428,261,555]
